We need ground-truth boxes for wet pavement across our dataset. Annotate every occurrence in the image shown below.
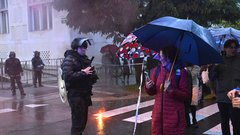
[0,76,223,135]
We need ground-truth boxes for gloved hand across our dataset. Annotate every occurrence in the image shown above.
[90,74,99,84]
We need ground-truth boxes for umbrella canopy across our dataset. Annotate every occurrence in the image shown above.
[117,42,157,59]
[118,33,157,59]
[209,27,240,51]
[209,27,240,38]
[121,33,138,46]
[100,44,119,54]
[133,16,223,66]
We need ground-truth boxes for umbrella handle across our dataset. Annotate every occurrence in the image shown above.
[167,46,179,81]
[167,32,184,81]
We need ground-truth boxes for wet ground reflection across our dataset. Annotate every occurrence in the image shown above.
[12,96,25,112]
[95,108,106,135]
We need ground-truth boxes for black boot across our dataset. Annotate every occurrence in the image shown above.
[20,89,26,96]
[12,90,16,96]
[192,118,199,128]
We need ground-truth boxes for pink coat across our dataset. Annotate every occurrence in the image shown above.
[145,66,190,135]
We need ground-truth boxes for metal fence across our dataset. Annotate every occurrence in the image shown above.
[0,58,63,89]
[0,58,141,90]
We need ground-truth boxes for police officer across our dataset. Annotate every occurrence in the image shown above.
[31,51,45,87]
[61,38,98,135]
[5,52,26,96]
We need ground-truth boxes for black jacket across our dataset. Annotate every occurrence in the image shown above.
[5,58,23,76]
[32,56,44,72]
[209,54,240,103]
[61,50,98,98]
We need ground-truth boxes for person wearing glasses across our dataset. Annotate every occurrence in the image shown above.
[209,39,240,135]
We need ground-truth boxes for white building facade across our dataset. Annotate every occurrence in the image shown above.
[0,0,113,63]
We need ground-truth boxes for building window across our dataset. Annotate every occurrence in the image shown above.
[28,2,53,31]
[0,0,9,34]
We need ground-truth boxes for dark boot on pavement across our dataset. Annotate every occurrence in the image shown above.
[20,89,26,96]
[192,118,199,128]
[12,90,16,96]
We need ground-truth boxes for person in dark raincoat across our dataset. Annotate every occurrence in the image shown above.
[31,51,44,87]
[5,51,26,96]
[209,39,240,135]
[61,37,98,135]
[145,46,190,135]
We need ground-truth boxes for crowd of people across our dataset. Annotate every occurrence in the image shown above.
[4,37,240,135]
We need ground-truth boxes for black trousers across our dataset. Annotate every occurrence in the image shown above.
[185,103,197,127]
[10,75,24,94]
[68,97,89,135]
[217,102,240,135]
[33,71,42,86]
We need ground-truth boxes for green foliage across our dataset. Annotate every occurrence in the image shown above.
[216,20,240,30]
[53,0,139,42]
[139,0,240,27]
[53,0,240,43]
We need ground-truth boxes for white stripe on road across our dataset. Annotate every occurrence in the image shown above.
[204,123,233,135]
[0,108,16,114]
[25,104,49,108]
[123,103,219,123]
[123,111,152,123]
[93,100,154,118]
[195,103,218,121]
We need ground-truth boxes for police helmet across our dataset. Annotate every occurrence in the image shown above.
[71,38,92,50]
[33,51,40,57]
[9,51,16,58]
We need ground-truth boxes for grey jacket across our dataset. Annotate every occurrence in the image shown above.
[210,54,240,103]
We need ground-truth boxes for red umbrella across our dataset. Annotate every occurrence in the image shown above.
[117,42,157,59]
[100,44,119,54]
[118,33,157,59]
[121,33,137,46]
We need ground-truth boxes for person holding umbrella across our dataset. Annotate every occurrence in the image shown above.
[209,39,240,135]
[132,16,223,135]
[145,46,191,135]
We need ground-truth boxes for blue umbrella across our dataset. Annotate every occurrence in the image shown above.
[133,16,223,66]
[209,27,240,51]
